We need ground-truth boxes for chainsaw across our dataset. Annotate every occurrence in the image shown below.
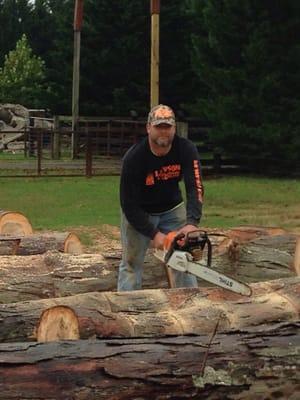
[154,230,252,296]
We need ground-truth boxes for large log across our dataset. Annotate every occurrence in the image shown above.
[0,230,297,304]
[0,210,33,235]
[0,251,167,304]
[0,277,299,342]
[0,322,298,400]
[0,232,83,255]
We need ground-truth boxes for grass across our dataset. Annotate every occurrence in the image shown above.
[0,176,299,233]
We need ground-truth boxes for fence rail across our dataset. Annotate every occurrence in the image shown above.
[0,130,244,178]
[1,126,286,178]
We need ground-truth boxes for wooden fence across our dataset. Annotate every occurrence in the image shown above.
[0,117,243,177]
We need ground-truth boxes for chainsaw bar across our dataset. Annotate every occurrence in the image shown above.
[166,250,252,296]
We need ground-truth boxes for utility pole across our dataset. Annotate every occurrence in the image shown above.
[72,0,84,159]
[150,0,160,108]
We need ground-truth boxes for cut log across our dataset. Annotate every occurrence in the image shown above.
[211,233,298,282]
[0,232,83,255]
[0,277,299,342]
[0,323,299,400]
[0,230,298,304]
[0,210,33,235]
[0,251,167,303]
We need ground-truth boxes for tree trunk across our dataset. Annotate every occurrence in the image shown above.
[0,232,83,255]
[0,322,298,400]
[0,210,33,235]
[0,251,168,304]
[0,277,299,342]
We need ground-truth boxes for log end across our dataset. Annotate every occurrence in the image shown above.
[0,211,33,235]
[37,305,80,342]
[64,233,83,254]
[293,237,300,277]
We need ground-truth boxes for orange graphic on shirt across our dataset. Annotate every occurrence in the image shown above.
[145,165,181,185]
[146,173,155,186]
[155,164,181,181]
[193,160,204,202]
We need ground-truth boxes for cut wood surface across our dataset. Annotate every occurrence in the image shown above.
[0,322,298,400]
[0,232,83,255]
[0,210,33,235]
[294,237,300,276]
[0,277,299,342]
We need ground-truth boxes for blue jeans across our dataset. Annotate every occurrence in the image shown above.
[118,203,198,291]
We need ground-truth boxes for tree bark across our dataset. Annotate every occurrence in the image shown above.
[0,251,168,304]
[0,277,299,342]
[0,232,83,255]
[0,322,298,400]
[210,233,298,282]
[0,228,298,304]
[0,210,33,235]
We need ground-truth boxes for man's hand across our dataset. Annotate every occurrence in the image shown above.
[177,224,198,237]
[152,231,166,249]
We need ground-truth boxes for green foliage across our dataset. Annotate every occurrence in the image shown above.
[0,0,33,65]
[0,33,47,107]
[188,0,300,166]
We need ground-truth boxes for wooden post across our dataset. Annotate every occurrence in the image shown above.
[52,116,61,159]
[85,127,92,178]
[36,129,42,176]
[176,121,188,138]
[150,0,160,108]
[72,0,84,159]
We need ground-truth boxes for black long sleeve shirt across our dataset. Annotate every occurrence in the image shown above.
[120,135,204,239]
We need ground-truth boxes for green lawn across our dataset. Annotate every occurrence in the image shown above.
[0,176,299,233]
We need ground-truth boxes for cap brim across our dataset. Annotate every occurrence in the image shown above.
[151,118,175,126]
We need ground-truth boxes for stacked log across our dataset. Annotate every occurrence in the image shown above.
[0,209,33,235]
[0,322,298,400]
[0,225,299,399]
[0,231,83,255]
[0,229,298,304]
[0,277,299,342]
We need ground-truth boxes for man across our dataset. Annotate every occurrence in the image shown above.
[118,104,204,291]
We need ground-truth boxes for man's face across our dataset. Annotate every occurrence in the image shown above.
[146,123,176,148]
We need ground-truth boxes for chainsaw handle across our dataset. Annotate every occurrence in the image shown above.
[163,231,184,251]
[165,230,213,268]
[163,231,185,264]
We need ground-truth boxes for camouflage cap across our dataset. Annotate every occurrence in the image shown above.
[147,104,176,126]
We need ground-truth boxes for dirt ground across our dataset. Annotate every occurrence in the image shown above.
[71,224,122,255]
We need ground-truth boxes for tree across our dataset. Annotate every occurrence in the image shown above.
[0,33,47,108]
[188,0,300,168]
[0,0,32,65]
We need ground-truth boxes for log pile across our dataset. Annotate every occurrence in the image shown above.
[0,224,299,399]
[0,226,298,304]
[0,210,82,255]
[0,231,83,255]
